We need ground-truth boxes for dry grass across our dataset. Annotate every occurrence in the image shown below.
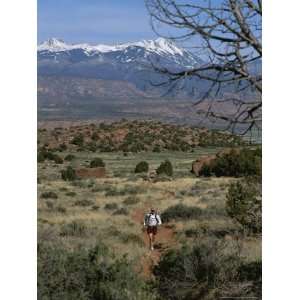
[38,149,261,269]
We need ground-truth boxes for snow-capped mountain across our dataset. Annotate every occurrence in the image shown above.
[38,37,194,60]
[38,38,204,97]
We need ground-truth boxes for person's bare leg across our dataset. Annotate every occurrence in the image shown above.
[148,233,153,250]
[152,234,155,249]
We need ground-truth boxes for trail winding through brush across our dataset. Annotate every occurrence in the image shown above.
[132,207,176,279]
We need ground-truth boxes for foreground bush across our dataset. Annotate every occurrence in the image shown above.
[226,179,262,233]
[162,204,203,222]
[154,238,261,300]
[61,166,77,181]
[156,160,173,177]
[38,242,156,300]
[90,158,105,168]
[134,161,149,173]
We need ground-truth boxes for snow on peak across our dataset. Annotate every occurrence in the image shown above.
[38,37,185,56]
[38,38,69,51]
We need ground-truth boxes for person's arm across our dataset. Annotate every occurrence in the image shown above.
[156,214,162,225]
[143,214,147,226]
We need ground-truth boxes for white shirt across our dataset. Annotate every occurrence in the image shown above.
[144,213,162,226]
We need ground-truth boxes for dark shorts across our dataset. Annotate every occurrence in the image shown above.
[147,226,158,235]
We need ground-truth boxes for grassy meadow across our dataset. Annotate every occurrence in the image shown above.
[38,147,261,272]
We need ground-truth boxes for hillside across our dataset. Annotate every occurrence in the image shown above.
[38,120,245,154]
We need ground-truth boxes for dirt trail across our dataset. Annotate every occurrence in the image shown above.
[132,207,176,279]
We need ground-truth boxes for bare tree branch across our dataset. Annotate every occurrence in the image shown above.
[145,0,262,135]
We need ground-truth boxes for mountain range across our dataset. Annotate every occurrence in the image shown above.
[38,37,206,99]
[37,38,260,123]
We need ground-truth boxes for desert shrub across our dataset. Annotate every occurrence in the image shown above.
[91,132,99,141]
[162,204,203,222]
[56,206,67,214]
[37,151,45,163]
[152,145,161,152]
[105,185,143,196]
[58,143,67,151]
[60,220,87,237]
[87,142,97,152]
[226,180,262,233]
[53,154,63,164]
[112,207,129,216]
[202,147,262,178]
[154,238,260,300]
[71,134,84,146]
[199,163,212,177]
[41,191,58,199]
[90,157,105,168]
[38,242,156,300]
[64,154,76,161]
[74,199,94,207]
[65,191,76,197]
[123,196,140,205]
[45,201,54,210]
[134,161,149,173]
[156,160,173,176]
[104,203,118,210]
[61,166,77,181]
[91,205,99,211]
[119,233,144,246]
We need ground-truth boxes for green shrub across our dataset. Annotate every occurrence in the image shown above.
[71,134,84,146]
[38,242,156,300]
[74,199,94,207]
[154,238,260,300]
[105,185,143,196]
[65,191,76,197]
[202,147,262,178]
[56,206,67,214]
[156,160,173,176]
[91,132,99,141]
[104,203,118,210]
[119,233,144,246]
[37,151,45,163]
[45,201,54,210]
[53,154,63,164]
[112,207,129,216]
[123,196,140,205]
[64,154,76,161]
[134,161,149,173]
[153,145,161,152]
[90,157,105,168]
[61,166,77,181]
[41,191,58,199]
[199,163,212,177]
[58,143,67,151]
[226,180,262,233]
[162,204,202,222]
[60,220,87,237]
[91,205,99,211]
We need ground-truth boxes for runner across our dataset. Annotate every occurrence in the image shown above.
[144,208,162,251]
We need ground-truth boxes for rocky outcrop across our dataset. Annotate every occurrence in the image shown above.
[191,155,216,176]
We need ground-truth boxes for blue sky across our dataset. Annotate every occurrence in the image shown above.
[38,0,157,44]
